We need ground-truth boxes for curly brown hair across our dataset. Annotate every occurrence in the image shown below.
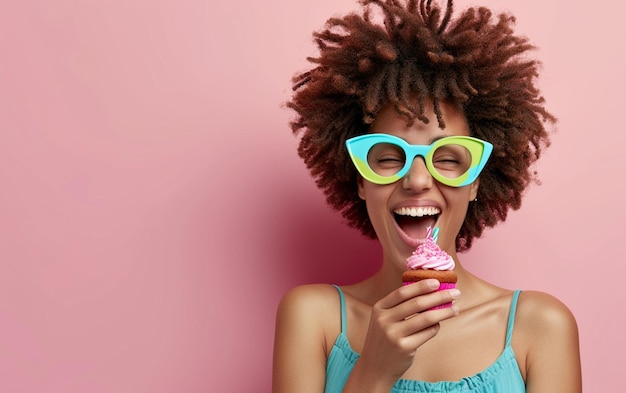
[287,0,554,252]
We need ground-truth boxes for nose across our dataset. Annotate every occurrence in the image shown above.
[401,156,433,191]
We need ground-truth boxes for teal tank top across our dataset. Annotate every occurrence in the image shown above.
[324,286,526,393]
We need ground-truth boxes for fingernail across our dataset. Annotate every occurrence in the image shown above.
[449,289,461,299]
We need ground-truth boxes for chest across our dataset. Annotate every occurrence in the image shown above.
[345,304,514,382]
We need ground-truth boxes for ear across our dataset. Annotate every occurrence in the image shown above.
[468,178,480,202]
[357,174,366,200]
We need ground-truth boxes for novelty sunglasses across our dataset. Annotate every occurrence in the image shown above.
[345,133,493,187]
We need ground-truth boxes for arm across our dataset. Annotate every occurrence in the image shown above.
[272,284,334,393]
[519,291,582,393]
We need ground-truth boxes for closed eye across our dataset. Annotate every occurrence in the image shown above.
[434,158,461,166]
[378,156,404,163]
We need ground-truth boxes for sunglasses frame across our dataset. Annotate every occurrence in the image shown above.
[345,133,493,187]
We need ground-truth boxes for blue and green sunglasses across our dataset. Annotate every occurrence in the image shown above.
[345,133,493,187]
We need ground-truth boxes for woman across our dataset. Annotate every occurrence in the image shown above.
[273,1,582,392]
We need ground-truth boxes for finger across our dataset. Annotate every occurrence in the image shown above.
[376,279,440,309]
[401,322,441,350]
[398,303,460,338]
[397,287,461,318]
[379,287,460,322]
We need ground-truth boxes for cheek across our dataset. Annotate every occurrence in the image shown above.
[362,189,385,217]
[442,189,472,224]
[360,184,392,230]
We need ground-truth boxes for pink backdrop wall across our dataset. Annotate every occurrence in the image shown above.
[1,0,623,391]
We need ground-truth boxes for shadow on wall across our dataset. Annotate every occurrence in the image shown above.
[269,186,381,287]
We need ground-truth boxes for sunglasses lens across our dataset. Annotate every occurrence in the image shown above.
[431,143,473,182]
[366,143,407,178]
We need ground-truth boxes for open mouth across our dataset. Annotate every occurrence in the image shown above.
[393,206,439,240]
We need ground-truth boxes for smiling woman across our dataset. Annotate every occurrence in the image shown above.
[356,100,479,258]
[272,1,582,392]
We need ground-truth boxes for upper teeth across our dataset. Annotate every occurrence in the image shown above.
[394,206,440,217]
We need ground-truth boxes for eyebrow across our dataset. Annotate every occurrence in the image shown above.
[429,135,452,144]
[410,135,455,145]
[367,132,457,145]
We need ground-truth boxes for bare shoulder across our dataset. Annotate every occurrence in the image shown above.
[273,284,342,393]
[513,291,582,391]
[515,290,579,335]
[276,284,341,322]
[274,284,342,350]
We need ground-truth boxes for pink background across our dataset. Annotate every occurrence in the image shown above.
[0,0,623,391]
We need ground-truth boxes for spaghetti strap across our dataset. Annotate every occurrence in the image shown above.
[505,290,522,347]
[331,285,347,334]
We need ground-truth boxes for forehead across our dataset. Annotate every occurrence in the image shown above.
[369,100,470,142]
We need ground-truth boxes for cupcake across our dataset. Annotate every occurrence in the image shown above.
[402,227,457,309]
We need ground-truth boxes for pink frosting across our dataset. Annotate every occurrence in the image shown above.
[406,236,455,271]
